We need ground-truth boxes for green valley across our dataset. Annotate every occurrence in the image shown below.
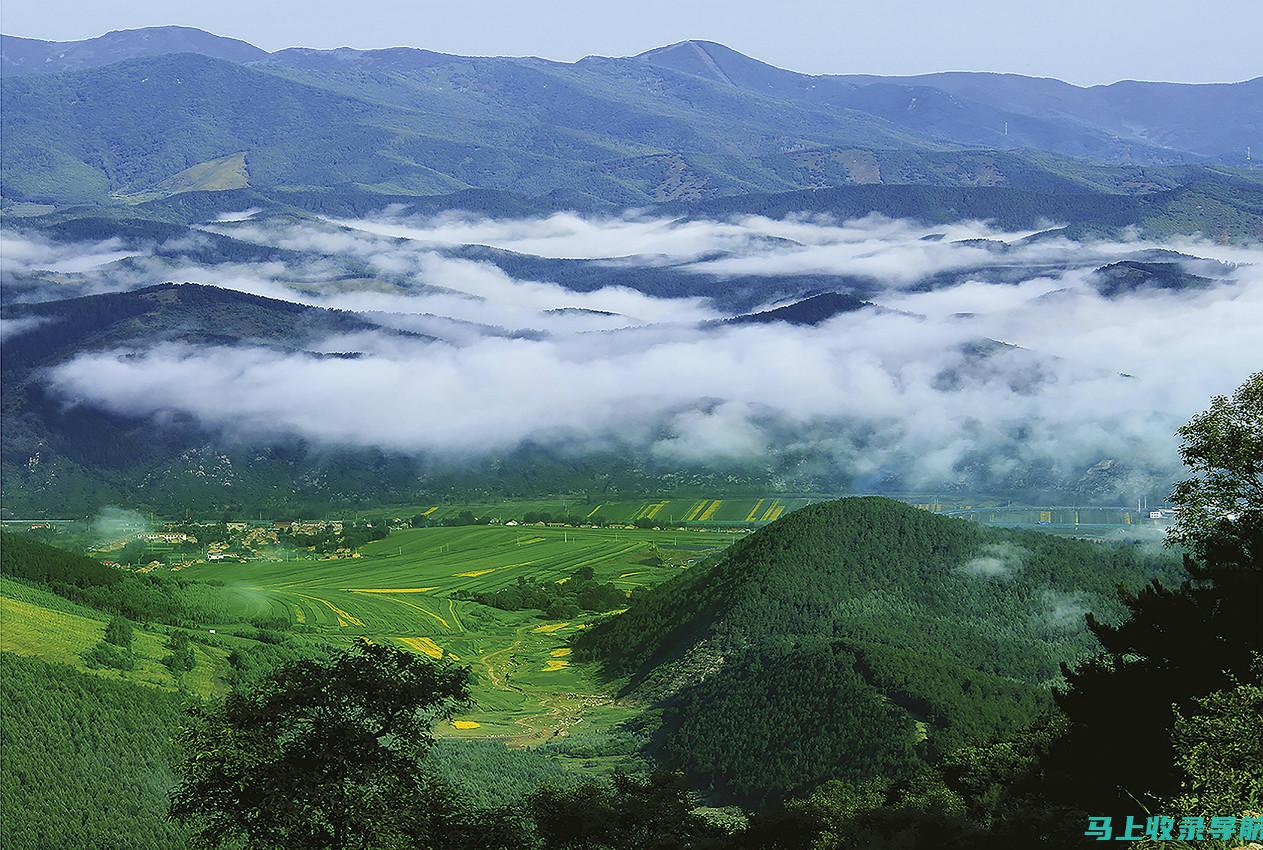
[2,17,1261,850]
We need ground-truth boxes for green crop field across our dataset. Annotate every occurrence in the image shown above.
[170,524,738,740]
[399,496,821,526]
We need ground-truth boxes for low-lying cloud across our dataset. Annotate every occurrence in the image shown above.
[961,542,1027,579]
[6,209,1261,497]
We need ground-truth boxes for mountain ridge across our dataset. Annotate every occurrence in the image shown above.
[3,26,1260,210]
[4,27,1257,87]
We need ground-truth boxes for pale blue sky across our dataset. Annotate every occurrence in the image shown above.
[3,0,1260,85]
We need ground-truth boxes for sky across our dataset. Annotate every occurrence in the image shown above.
[2,0,1260,85]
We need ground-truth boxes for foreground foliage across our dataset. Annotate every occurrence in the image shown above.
[170,640,477,849]
[0,652,192,850]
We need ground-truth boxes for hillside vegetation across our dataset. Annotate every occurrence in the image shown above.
[576,497,1180,800]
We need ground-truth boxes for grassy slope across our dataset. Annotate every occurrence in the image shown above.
[0,576,227,695]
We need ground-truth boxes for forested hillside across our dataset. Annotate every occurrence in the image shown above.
[577,497,1181,801]
[0,653,192,850]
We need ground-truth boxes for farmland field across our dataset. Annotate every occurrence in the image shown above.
[174,523,738,739]
[382,496,822,526]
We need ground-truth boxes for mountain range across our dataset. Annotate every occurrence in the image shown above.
[2,27,1260,209]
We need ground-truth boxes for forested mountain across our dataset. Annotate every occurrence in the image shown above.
[0,282,783,514]
[639,40,1262,160]
[1,282,412,374]
[2,27,1260,208]
[678,171,1263,241]
[576,497,1180,801]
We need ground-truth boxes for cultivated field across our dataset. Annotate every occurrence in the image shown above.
[399,496,819,526]
[173,524,737,739]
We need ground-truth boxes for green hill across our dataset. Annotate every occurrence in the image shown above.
[575,497,1180,802]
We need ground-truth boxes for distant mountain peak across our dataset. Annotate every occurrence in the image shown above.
[0,26,266,75]
[633,39,758,85]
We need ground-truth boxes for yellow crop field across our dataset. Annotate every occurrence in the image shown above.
[167,523,738,742]
[585,504,604,518]
[397,636,456,659]
[635,501,669,520]
[532,622,569,634]
[420,506,439,516]
[745,499,766,521]
[349,587,435,593]
[697,500,722,521]
[451,720,481,729]
[389,596,451,629]
[682,500,708,521]
[294,593,365,627]
[760,499,785,522]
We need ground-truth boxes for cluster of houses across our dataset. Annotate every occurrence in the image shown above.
[274,520,345,535]
[139,531,197,545]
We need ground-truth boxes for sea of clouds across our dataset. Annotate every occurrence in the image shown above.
[3,210,1259,496]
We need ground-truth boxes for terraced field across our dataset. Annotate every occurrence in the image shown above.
[410,496,822,525]
[178,524,736,740]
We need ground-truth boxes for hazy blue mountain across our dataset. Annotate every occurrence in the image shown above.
[718,292,873,326]
[635,40,1261,162]
[3,27,1260,210]
[1090,260,1217,297]
[1,49,927,205]
[839,71,1263,160]
[0,26,266,75]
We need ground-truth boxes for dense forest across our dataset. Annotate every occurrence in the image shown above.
[575,497,1181,801]
[0,653,193,850]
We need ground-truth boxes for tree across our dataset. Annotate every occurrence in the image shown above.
[1050,372,1263,809]
[1167,656,1263,817]
[169,639,474,849]
[104,615,133,648]
[1167,370,1263,562]
[164,631,196,675]
[529,771,721,850]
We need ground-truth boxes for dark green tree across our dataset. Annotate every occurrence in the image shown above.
[529,771,722,850]
[1050,371,1263,809]
[164,631,197,675]
[104,615,133,648]
[169,639,474,849]
[1167,657,1263,817]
